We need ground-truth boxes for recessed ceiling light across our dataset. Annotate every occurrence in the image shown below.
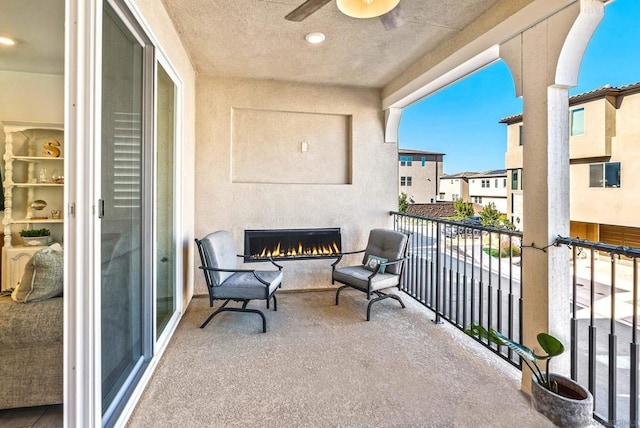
[0,36,16,46]
[305,32,325,44]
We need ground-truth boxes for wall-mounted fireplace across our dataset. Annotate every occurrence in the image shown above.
[244,228,341,262]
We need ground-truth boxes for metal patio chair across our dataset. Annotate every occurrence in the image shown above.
[331,228,409,321]
[195,230,283,333]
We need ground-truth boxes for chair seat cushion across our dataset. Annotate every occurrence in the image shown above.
[333,266,400,292]
[211,270,283,300]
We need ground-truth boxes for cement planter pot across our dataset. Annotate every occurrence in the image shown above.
[531,374,593,427]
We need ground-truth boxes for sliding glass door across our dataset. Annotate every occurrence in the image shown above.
[155,63,177,339]
[99,2,181,425]
[100,3,151,425]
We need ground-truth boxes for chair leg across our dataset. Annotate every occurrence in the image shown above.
[335,285,350,305]
[366,291,406,321]
[200,304,267,333]
[271,293,277,311]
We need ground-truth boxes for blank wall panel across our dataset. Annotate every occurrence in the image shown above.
[231,108,352,184]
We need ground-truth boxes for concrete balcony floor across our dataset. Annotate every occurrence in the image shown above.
[129,290,556,427]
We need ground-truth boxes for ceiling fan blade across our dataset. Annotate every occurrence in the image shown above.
[285,0,332,22]
[379,4,407,30]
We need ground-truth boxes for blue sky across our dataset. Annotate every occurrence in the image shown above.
[398,0,640,175]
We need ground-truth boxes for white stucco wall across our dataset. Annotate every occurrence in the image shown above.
[439,178,466,201]
[0,71,64,123]
[194,76,397,293]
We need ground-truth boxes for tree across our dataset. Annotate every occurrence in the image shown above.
[479,203,502,227]
[398,192,409,213]
[453,199,474,219]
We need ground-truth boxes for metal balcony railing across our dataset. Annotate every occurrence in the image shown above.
[555,236,640,428]
[391,211,523,368]
[390,211,640,428]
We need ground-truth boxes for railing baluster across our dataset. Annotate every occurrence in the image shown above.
[589,247,597,404]
[571,244,578,381]
[508,234,514,362]
[631,257,638,427]
[609,254,617,424]
[435,221,442,324]
[456,232,461,326]
[497,231,503,340]
[488,231,493,346]
[430,221,438,308]
[479,230,485,345]
[471,226,476,332]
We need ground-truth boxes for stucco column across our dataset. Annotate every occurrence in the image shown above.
[501,0,604,393]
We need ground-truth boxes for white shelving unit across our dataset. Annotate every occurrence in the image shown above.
[2,121,64,290]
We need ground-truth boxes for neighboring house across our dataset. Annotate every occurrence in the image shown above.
[438,172,475,202]
[398,149,445,203]
[467,170,508,213]
[502,82,640,246]
[438,170,507,214]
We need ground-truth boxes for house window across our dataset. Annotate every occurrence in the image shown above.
[421,156,426,167]
[406,176,412,186]
[400,176,406,186]
[452,194,459,201]
[473,196,482,203]
[400,156,406,166]
[439,192,445,200]
[589,162,621,188]
[406,156,413,166]
[571,108,585,136]
[494,179,498,187]
[518,124,524,146]
[511,170,518,190]
[503,178,506,187]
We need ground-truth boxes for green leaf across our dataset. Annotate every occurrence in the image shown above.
[465,325,538,363]
[537,333,565,358]
[492,329,537,363]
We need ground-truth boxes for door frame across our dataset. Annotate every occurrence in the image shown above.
[64,0,185,426]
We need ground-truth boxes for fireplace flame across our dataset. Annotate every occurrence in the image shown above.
[253,241,341,259]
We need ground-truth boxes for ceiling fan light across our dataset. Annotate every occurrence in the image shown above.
[336,0,400,19]
[0,36,16,46]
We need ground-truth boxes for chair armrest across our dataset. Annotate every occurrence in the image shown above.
[331,249,365,268]
[199,266,257,274]
[199,266,278,288]
[237,254,283,270]
[379,256,409,267]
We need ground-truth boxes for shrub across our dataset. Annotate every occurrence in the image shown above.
[19,228,51,237]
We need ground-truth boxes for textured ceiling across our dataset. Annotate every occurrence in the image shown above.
[0,0,65,74]
[0,0,501,86]
[161,0,499,88]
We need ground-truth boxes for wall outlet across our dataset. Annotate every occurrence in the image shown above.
[301,141,308,152]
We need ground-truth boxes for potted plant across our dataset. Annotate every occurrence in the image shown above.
[465,325,593,427]
[19,228,52,246]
